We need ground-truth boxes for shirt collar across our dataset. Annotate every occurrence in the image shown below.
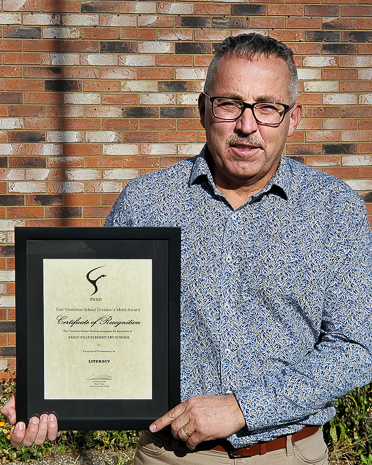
[189,144,291,202]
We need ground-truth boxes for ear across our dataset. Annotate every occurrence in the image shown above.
[198,93,206,129]
[287,103,303,137]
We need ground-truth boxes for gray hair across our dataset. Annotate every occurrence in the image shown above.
[204,33,298,104]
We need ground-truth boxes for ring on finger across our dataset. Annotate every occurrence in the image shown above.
[182,426,191,437]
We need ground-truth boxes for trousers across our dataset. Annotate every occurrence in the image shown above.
[134,428,328,465]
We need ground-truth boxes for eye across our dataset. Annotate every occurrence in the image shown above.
[256,103,283,114]
[215,98,241,109]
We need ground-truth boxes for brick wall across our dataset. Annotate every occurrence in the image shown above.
[0,1,371,377]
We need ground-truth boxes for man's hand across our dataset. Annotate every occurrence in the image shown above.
[1,396,58,447]
[149,394,246,450]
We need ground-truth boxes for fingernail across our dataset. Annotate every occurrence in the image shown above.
[18,422,25,431]
[30,417,39,425]
[40,414,48,423]
[149,424,156,432]
[50,414,56,422]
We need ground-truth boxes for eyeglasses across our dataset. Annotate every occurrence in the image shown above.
[202,92,294,127]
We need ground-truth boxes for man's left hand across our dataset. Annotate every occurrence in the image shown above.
[149,394,246,450]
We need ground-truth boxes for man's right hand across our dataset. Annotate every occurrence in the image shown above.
[1,396,58,447]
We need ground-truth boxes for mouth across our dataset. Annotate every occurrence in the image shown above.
[227,136,265,153]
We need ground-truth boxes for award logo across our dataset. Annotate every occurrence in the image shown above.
[86,266,106,299]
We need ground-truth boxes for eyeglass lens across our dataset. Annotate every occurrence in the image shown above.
[212,98,286,124]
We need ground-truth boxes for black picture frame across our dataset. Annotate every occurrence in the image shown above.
[15,227,181,431]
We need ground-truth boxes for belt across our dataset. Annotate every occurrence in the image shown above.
[209,426,320,459]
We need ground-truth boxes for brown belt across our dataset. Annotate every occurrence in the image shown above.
[210,426,320,458]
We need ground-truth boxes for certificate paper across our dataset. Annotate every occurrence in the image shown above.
[44,259,152,400]
[16,227,180,430]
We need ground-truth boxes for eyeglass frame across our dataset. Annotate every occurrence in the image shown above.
[202,92,295,127]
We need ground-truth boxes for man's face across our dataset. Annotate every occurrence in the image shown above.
[198,55,302,193]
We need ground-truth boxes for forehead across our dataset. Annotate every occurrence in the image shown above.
[209,55,292,102]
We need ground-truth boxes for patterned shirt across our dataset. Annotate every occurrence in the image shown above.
[105,145,372,448]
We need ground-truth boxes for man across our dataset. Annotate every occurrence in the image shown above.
[3,33,372,464]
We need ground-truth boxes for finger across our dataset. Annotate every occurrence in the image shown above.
[177,425,192,442]
[9,422,26,447]
[46,414,58,441]
[22,416,40,447]
[1,395,16,425]
[186,432,203,451]
[149,403,187,433]
[34,414,48,445]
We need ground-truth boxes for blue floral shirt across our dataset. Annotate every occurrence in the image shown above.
[105,146,372,448]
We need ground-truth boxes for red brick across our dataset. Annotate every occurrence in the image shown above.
[120,29,156,41]
[298,94,322,105]
[123,156,160,168]
[83,206,111,218]
[194,4,230,14]
[26,219,64,227]
[8,334,16,346]
[286,17,321,29]
[64,193,101,205]
[7,207,44,218]
[322,69,356,81]
[63,218,101,227]
[102,119,138,131]
[140,119,176,131]
[42,0,80,12]
[358,18,372,29]
[138,67,175,80]
[23,40,61,52]
[82,28,120,40]
[250,17,285,29]
[101,94,139,105]
[3,53,41,65]
[291,43,321,55]
[270,30,305,44]
[268,4,303,15]
[25,92,63,104]
[323,167,358,179]
[123,132,159,143]
[306,108,341,118]
[25,118,63,130]
[0,40,22,52]
[160,156,189,168]
[64,119,101,130]
[61,40,99,53]
[84,80,120,92]
[340,81,372,92]
[286,144,322,156]
[342,5,372,16]
[65,144,101,156]
[154,55,193,68]
[160,131,196,143]
[358,44,372,55]
[62,67,100,79]
[7,283,15,294]
[102,193,119,205]
[360,120,372,130]
[358,168,372,178]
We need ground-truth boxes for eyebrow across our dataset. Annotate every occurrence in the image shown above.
[220,93,281,103]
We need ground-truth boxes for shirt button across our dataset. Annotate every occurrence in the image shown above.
[225,390,233,395]
[226,254,233,264]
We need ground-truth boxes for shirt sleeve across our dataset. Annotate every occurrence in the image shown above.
[233,208,372,433]
[104,189,133,227]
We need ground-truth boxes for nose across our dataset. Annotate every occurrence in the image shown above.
[235,106,259,135]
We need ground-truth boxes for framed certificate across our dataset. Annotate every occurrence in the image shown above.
[15,227,181,430]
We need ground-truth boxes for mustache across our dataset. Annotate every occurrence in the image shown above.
[227,135,265,149]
